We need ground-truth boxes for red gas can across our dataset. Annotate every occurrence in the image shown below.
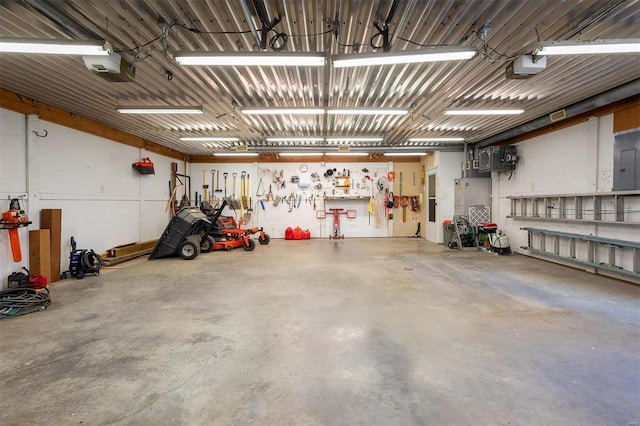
[293,226,303,240]
[302,229,311,239]
[285,227,294,240]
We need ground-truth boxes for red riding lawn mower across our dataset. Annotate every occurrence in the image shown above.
[200,200,270,252]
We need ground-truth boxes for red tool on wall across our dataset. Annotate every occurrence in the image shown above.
[1,199,32,262]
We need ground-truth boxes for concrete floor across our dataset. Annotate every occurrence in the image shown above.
[0,238,638,425]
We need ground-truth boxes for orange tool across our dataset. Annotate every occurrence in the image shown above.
[1,199,30,262]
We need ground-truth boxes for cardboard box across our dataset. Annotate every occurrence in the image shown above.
[29,229,51,285]
[40,209,62,283]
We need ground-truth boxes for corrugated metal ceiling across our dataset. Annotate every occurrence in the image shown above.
[0,0,639,155]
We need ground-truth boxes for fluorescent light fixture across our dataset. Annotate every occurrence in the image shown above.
[278,152,324,156]
[180,136,239,142]
[213,152,259,157]
[326,137,384,142]
[266,137,325,142]
[534,39,640,56]
[384,152,427,156]
[117,107,204,114]
[329,152,369,156]
[444,109,524,115]
[0,37,111,55]
[333,47,476,68]
[328,108,408,115]
[241,108,325,115]
[175,51,326,66]
[409,137,465,142]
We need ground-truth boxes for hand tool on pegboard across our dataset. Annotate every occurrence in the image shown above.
[202,170,209,204]
[215,170,223,195]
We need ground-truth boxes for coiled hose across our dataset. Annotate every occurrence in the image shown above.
[81,250,103,274]
[0,286,51,319]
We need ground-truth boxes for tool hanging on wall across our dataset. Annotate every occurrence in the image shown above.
[240,171,246,218]
[245,174,252,222]
[256,178,265,197]
[215,170,223,195]
[411,195,420,222]
[202,170,209,204]
[223,172,228,198]
[1,198,31,262]
[368,183,374,225]
[230,172,239,209]
[210,170,216,205]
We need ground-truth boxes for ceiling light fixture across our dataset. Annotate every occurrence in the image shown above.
[0,37,112,55]
[175,52,326,66]
[326,137,384,142]
[328,108,408,115]
[409,137,465,142]
[533,39,640,56]
[241,108,325,115]
[278,152,324,156]
[266,137,325,142]
[117,107,204,114]
[213,152,259,157]
[444,109,524,115]
[383,152,427,156]
[180,136,239,141]
[332,47,476,68]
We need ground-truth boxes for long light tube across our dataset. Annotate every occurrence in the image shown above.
[534,39,640,56]
[333,47,476,68]
[0,37,111,55]
[175,52,326,66]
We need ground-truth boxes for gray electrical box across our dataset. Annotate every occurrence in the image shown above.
[478,145,518,172]
[454,178,491,216]
[613,130,640,191]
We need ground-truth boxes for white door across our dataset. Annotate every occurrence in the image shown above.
[426,171,438,242]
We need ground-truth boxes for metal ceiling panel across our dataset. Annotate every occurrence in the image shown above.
[1,0,639,156]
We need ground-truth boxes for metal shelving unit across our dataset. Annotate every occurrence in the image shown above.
[521,227,640,280]
[508,190,640,226]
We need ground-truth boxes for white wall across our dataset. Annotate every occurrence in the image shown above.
[190,161,392,239]
[0,108,178,289]
[492,115,639,275]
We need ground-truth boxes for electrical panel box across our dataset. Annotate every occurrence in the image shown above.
[478,145,518,172]
[613,130,640,190]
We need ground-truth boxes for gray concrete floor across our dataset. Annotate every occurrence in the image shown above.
[1,238,639,425]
